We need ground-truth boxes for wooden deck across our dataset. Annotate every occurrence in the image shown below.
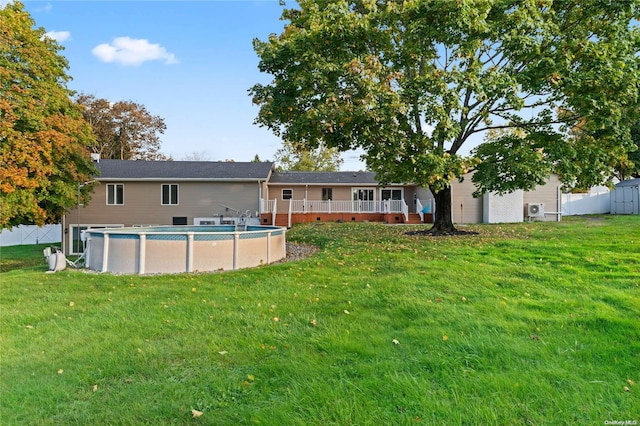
[260,212,431,227]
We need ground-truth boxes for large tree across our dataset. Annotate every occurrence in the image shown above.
[0,2,97,228]
[76,93,170,161]
[251,0,639,233]
[611,119,640,181]
[274,139,344,171]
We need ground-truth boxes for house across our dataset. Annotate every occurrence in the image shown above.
[417,172,566,224]
[62,159,274,254]
[62,158,575,255]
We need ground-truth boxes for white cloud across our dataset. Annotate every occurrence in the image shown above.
[92,37,178,66]
[43,30,71,43]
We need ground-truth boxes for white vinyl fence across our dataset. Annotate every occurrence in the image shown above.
[0,224,61,247]
[561,186,611,216]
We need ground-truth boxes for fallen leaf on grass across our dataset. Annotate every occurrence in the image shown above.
[57,369,64,374]
[69,301,75,307]
[310,319,317,327]
[628,379,635,386]
[191,409,203,418]
[92,385,98,392]
[442,335,449,341]
[218,350,228,355]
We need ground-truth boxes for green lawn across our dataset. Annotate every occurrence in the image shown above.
[1,216,638,425]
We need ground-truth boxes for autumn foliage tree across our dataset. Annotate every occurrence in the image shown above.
[75,93,170,160]
[251,0,639,233]
[0,2,97,228]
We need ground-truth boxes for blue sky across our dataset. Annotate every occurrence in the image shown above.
[20,0,366,169]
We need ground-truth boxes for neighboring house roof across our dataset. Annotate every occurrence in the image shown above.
[94,160,274,181]
[270,171,386,185]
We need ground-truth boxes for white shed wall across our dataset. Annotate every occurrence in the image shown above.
[483,191,524,223]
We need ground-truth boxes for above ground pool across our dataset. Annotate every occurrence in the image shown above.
[83,225,286,274]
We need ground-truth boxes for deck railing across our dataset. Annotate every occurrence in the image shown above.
[263,199,406,214]
[401,199,409,222]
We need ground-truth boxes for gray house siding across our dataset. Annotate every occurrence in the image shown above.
[415,173,564,223]
[522,174,563,221]
[70,181,261,225]
[64,180,262,253]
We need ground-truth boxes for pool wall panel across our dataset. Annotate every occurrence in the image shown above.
[192,239,235,272]
[145,240,188,274]
[108,237,139,274]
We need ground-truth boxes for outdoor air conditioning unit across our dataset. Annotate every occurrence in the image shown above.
[527,203,545,217]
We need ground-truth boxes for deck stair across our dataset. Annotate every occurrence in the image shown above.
[404,213,424,224]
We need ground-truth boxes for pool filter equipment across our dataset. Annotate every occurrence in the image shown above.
[44,247,67,272]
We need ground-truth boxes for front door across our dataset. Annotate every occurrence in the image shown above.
[353,188,375,212]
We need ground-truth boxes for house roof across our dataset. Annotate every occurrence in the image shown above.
[269,171,380,185]
[94,160,274,181]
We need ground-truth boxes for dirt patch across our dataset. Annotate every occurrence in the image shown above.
[278,242,319,263]
[405,229,479,237]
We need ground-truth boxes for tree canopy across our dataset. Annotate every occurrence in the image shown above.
[75,93,170,161]
[251,0,640,232]
[0,2,97,228]
[274,139,344,171]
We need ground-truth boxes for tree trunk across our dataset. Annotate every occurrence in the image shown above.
[430,186,456,234]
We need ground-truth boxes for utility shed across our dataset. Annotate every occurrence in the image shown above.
[611,178,640,215]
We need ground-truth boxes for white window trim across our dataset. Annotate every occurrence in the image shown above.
[352,187,376,201]
[68,224,124,255]
[322,187,333,201]
[161,183,179,206]
[380,187,404,200]
[282,188,293,200]
[106,183,124,205]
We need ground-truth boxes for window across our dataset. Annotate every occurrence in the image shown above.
[106,184,124,205]
[381,189,402,200]
[173,216,188,225]
[69,224,123,255]
[282,189,293,200]
[162,184,179,205]
[322,188,333,201]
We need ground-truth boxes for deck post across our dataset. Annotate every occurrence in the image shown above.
[233,233,239,270]
[138,234,146,274]
[186,233,194,273]
[101,234,109,273]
